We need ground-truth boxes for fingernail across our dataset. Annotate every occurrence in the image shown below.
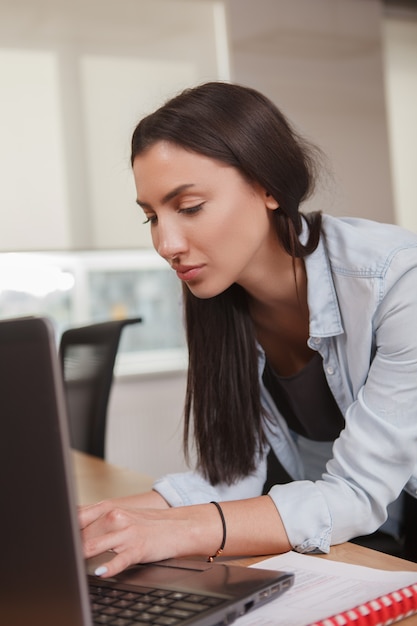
[95,566,108,577]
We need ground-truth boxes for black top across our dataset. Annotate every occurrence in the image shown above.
[263,352,345,441]
[262,352,345,491]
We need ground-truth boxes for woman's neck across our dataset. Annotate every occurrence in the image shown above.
[245,250,313,377]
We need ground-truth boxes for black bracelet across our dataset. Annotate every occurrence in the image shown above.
[207,501,227,562]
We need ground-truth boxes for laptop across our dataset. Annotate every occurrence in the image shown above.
[0,316,294,626]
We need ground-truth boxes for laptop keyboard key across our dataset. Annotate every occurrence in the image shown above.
[154,617,181,625]
[90,580,224,625]
[171,600,207,612]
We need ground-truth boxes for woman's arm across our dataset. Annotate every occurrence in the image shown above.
[79,494,291,578]
[268,262,417,552]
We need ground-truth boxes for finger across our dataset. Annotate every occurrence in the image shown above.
[78,501,109,529]
[83,528,124,560]
[94,551,134,578]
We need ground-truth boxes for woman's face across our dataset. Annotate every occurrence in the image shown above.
[133,140,278,299]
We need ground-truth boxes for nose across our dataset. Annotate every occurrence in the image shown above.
[153,216,187,262]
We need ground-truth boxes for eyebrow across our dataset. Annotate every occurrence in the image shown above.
[136,183,195,209]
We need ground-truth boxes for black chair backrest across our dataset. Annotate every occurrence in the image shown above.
[59,317,141,458]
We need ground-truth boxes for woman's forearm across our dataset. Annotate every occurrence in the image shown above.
[174,495,291,559]
[116,489,170,508]
[80,493,291,578]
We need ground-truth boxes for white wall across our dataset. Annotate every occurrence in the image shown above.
[0,49,71,249]
[0,0,226,251]
[382,14,417,233]
[224,0,395,223]
[106,370,189,477]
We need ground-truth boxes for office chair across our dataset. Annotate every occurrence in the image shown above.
[59,317,142,458]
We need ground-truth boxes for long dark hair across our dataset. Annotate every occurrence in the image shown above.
[131,82,323,485]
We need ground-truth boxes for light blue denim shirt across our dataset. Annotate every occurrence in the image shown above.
[153,215,417,554]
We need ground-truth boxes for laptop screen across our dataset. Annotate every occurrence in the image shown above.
[0,317,92,626]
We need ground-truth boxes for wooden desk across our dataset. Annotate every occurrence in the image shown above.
[73,449,154,504]
[73,450,417,624]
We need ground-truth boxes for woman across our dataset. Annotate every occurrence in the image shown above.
[80,82,417,578]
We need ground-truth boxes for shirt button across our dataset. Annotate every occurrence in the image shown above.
[312,337,321,345]
[326,366,334,375]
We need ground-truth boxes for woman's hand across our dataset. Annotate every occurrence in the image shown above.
[79,499,202,577]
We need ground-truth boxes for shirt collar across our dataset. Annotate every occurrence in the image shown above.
[301,219,344,339]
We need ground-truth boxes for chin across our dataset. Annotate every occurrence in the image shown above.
[186,282,230,300]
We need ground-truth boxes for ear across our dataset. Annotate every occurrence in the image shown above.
[264,190,279,210]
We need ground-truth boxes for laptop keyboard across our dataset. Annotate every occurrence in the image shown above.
[90,579,224,625]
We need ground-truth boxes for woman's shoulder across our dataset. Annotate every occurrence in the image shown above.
[318,214,417,276]
[321,213,417,243]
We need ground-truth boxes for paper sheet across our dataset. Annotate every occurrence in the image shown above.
[234,551,417,626]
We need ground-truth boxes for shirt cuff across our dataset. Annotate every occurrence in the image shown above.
[152,472,220,507]
[268,480,332,553]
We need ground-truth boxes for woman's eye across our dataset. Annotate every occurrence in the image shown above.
[142,204,203,225]
[142,215,157,225]
[179,203,203,215]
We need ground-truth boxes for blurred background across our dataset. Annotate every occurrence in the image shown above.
[0,0,416,476]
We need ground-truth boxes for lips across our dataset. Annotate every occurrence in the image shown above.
[174,264,204,281]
